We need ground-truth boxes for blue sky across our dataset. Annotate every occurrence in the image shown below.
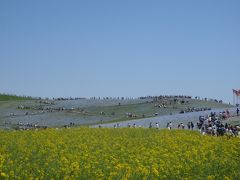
[0,0,239,102]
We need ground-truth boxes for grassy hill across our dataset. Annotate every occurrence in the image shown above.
[0,94,34,101]
[0,96,234,128]
[0,128,239,179]
[67,99,233,124]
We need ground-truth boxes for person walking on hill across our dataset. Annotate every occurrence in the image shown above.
[149,122,152,128]
[237,108,239,116]
[226,109,230,118]
[190,122,194,130]
[181,123,185,129]
[169,122,172,130]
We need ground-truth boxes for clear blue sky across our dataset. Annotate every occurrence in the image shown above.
[0,0,239,102]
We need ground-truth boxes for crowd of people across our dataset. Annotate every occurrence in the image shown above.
[196,110,240,137]
[139,95,192,100]
[179,107,211,114]
[110,108,240,137]
[15,122,47,130]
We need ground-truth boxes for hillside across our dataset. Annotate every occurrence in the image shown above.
[0,94,33,101]
[0,96,234,129]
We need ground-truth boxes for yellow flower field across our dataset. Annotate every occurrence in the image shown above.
[0,128,239,179]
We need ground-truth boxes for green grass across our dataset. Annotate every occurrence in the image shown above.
[189,99,233,109]
[225,116,240,125]
[0,94,33,101]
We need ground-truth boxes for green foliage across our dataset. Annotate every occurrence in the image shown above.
[0,94,33,101]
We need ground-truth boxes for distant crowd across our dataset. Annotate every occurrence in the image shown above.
[138,95,223,104]
[139,95,192,100]
[15,122,47,130]
[179,107,212,114]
